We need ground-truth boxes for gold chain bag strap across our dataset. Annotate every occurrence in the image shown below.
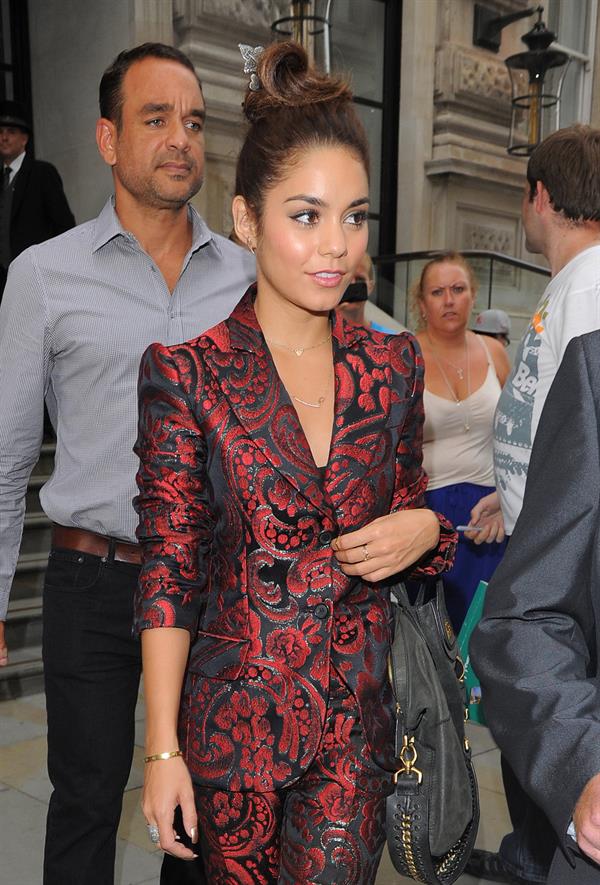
[386,582,479,884]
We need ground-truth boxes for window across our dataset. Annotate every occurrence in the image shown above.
[319,0,401,257]
[547,0,597,125]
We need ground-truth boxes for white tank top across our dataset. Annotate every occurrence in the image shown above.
[422,337,501,490]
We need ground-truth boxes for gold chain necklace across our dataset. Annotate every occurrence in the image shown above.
[265,333,332,358]
[292,367,333,409]
[293,392,326,409]
[425,332,467,379]
[426,334,472,431]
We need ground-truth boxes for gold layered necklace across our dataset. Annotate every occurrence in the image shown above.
[425,333,472,431]
[265,330,333,409]
[292,370,333,409]
[264,333,332,358]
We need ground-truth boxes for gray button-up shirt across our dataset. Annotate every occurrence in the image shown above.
[0,198,255,619]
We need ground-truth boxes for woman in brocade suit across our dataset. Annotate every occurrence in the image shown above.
[134,41,457,885]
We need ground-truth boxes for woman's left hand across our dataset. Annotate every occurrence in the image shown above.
[332,509,440,582]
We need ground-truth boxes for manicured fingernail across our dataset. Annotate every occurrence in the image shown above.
[174,835,181,841]
[191,826,198,841]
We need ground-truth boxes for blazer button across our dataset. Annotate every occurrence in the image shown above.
[313,602,330,619]
[318,530,333,545]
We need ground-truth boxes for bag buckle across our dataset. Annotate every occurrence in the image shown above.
[393,735,423,785]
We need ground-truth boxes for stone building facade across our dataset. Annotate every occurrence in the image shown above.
[400,0,600,264]
[25,0,600,260]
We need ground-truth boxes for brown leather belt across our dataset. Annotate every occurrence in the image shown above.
[51,524,142,565]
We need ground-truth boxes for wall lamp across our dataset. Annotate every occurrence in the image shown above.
[473,4,569,156]
[272,1,334,72]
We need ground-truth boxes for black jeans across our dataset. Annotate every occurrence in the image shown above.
[42,547,142,885]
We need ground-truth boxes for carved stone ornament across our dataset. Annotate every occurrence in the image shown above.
[202,0,288,29]
[435,44,514,109]
[457,51,512,103]
[462,221,514,254]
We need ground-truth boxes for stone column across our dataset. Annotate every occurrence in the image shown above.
[396,0,542,263]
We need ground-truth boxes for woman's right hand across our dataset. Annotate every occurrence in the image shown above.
[465,490,505,545]
[142,756,199,860]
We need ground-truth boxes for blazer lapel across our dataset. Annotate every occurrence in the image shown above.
[203,289,331,517]
[325,316,395,510]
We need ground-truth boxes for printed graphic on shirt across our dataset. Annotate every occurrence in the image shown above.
[493,297,549,491]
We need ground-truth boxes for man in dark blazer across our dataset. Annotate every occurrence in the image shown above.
[0,100,75,299]
[472,329,600,884]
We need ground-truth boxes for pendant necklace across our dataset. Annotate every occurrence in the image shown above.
[426,336,467,380]
[292,367,333,409]
[294,393,326,409]
[426,334,472,431]
[264,325,333,407]
[442,357,465,380]
[265,333,332,358]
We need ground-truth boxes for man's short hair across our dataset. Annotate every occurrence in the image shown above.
[527,125,600,222]
[99,42,202,129]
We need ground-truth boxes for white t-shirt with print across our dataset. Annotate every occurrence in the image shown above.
[494,244,600,534]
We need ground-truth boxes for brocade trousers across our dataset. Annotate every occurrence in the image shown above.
[184,669,391,885]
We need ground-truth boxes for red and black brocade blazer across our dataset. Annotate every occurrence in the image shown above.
[133,287,456,791]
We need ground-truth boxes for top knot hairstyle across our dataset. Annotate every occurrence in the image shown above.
[236,41,369,223]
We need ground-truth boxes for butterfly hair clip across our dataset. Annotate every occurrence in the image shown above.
[239,43,264,91]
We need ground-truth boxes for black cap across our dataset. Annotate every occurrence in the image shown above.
[0,100,31,133]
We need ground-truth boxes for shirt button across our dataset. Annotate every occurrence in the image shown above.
[313,603,329,619]
[318,530,332,545]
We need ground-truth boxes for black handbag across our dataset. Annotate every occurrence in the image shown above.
[385,583,479,884]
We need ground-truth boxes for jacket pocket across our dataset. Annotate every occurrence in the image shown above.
[188,630,250,680]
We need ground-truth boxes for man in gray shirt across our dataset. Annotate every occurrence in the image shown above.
[0,43,254,885]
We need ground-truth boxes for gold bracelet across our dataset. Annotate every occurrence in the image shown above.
[144,749,183,763]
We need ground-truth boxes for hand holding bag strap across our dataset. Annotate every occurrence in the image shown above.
[386,581,479,884]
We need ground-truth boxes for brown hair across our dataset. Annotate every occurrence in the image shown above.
[526,125,600,222]
[235,41,369,223]
[410,252,478,330]
[99,43,201,130]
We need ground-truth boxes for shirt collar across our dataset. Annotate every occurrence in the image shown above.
[92,196,219,255]
[7,151,26,176]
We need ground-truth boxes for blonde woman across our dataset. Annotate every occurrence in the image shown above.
[413,252,510,629]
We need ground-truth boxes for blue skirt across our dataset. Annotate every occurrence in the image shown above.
[425,482,508,632]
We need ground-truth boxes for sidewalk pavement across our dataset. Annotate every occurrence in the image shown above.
[0,689,511,884]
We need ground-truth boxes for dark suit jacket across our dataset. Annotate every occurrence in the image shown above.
[134,288,456,792]
[9,152,75,260]
[472,330,600,865]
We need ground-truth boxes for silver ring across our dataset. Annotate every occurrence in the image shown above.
[147,823,160,844]
[362,544,370,562]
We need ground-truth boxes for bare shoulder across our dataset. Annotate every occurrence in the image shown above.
[484,334,511,385]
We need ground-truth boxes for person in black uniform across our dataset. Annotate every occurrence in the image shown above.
[0,99,75,300]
